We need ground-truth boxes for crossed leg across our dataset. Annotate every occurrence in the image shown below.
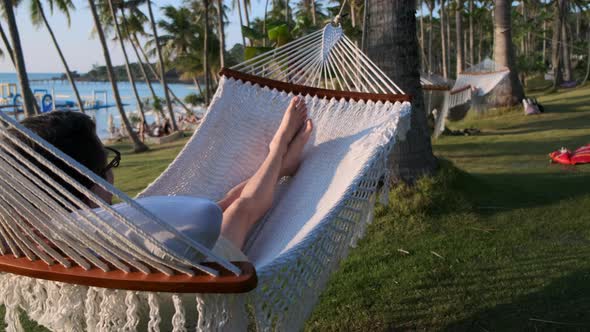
[219,97,313,249]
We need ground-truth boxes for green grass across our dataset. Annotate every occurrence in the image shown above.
[5,85,590,331]
[306,85,590,331]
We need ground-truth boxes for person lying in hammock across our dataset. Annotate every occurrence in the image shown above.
[17,96,313,260]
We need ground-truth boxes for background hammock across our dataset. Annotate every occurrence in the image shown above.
[0,24,411,331]
[427,58,511,138]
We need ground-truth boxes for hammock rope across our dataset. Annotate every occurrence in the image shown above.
[232,25,404,95]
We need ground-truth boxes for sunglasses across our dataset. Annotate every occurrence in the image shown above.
[102,147,121,175]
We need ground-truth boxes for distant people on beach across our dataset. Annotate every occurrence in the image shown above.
[178,112,200,131]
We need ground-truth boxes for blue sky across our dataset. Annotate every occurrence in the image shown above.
[1,0,269,73]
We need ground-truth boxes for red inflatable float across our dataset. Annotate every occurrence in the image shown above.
[549,144,590,165]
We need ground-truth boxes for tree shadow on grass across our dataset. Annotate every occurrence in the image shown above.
[442,268,590,331]
[436,130,590,214]
[495,113,590,134]
[458,170,590,214]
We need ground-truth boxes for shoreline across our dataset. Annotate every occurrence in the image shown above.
[28,77,195,85]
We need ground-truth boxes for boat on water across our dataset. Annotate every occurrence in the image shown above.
[0,83,124,115]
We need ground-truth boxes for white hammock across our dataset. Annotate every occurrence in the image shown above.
[454,58,510,97]
[0,24,411,331]
[429,58,510,138]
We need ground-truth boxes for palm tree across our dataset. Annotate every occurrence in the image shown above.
[583,29,590,86]
[133,32,194,113]
[0,23,11,63]
[419,0,426,71]
[560,0,572,82]
[424,0,435,73]
[366,0,437,183]
[87,0,147,152]
[119,7,165,120]
[31,0,85,113]
[1,0,38,117]
[284,0,290,23]
[203,0,211,104]
[243,0,251,28]
[216,0,225,68]
[146,0,178,131]
[312,0,317,25]
[0,21,41,114]
[119,1,193,115]
[493,0,524,105]
[440,0,448,78]
[455,0,465,75]
[468,0,474,65]
[446,2,452,75]
[551,0,566,87]
[156,4,219,98]
[107,0,148,140]
[232,0,246,45]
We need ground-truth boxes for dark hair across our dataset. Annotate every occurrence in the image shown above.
[10,112,107,199]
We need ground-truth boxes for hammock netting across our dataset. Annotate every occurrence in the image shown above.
[0,24,412,331]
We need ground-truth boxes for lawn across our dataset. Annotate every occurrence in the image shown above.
[307,84,590,331]
[5,84,590,331]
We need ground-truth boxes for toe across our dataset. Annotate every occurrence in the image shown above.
[304,119,313,135]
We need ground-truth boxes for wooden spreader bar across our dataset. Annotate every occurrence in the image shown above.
[220,68,413,103]
[0,255,257,293]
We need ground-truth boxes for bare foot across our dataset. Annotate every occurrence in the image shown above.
[281,119,313,177]
[270,97,307,155]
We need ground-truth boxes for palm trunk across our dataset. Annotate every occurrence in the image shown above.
[2,0,37,117]
[37,1,85,113]
[204,0,211,105]
[440,0,448,78]
[236,0,246,46]
[243,0,251,27]
[147,0,178,131]
[478,24,483,63]
[312,0,317,25]
[0,22,40,114]
[0,23,14,64]
[284,0,289,23]
[582,30,590,86]
[455,0,464,75]
[349,0,355,27]
[561,14,572,82]
[419,0,426,72]
[263,0,270,46]
[469,0,474,65]
[361,0,369,52]
[428,6,433,73]
[551,0,565,88]
[446,5,452,76]
[110,3,147,136]
[123,16,163,120]
[132,38,165,120]
[87,0,147,152]
[493,0,524,105]
[193,77,203,96]
[134,34,192,114]
[366,0,437,183]
[464,29,468,64]
[542,20,546,62]
[520,1,526,57]
[216,0,226,68]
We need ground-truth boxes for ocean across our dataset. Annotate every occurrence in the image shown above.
[0,73,204,140]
